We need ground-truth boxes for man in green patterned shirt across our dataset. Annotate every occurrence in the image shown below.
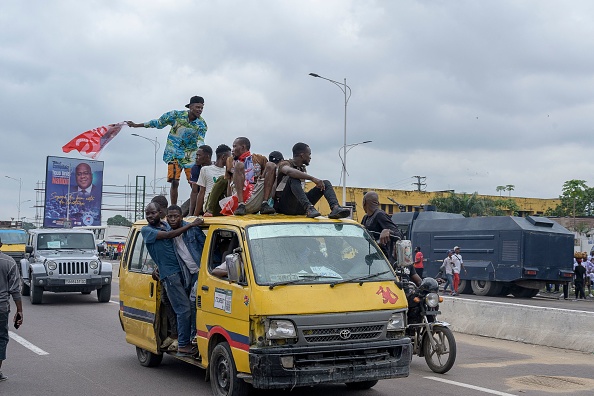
[127,96,208,205]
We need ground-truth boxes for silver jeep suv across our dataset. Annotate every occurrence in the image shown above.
[20,229,112,304]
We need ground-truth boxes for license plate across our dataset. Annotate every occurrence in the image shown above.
[65,279,87,285]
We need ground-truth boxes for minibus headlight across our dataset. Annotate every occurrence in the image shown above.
[89,260,99,270]
[47,261,57,271]
[387,312,405,331]
[425,293,440,308]
[266,320,296,339]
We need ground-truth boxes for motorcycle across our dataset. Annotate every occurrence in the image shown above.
[403,274,457,373]
[369,234,457,373]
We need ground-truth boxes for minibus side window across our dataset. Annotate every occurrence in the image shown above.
[128,231,156,274]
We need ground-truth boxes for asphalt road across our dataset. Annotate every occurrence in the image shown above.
[2,262,593,395]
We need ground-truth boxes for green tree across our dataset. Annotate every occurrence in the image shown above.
[429,192,518,217]
[496,186,506,196]
[547,180,591,218]
[107,215,133,227]
[505,184,515,197]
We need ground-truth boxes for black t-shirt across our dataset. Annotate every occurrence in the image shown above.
[361,209,403,263]
[575,264,586,281]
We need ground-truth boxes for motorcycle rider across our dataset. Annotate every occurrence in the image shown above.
[361,191,421,286]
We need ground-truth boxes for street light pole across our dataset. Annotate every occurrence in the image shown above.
[131,134,160,194]
[309,73,352,206]
[5,175,22,223]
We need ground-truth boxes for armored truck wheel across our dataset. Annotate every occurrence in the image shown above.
[471,280,502,296]
[458,279,472,294]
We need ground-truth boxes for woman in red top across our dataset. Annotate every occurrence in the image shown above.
[414,246,424,278]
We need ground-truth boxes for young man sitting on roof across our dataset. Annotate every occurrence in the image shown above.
[275,142,350,219]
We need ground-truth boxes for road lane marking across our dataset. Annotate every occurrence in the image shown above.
[457,297,593,315]
[9,331,49,356]
[109,300,119,305]
[425,376,516,396]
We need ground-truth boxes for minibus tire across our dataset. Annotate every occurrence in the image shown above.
[210,342,249,396]
[136,347,163,367]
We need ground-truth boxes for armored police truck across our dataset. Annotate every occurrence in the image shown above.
[392,209,574,297]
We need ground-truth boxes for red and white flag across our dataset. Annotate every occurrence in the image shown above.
[62,122,126,159]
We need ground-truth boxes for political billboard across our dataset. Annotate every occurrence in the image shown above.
[44,156,104,228]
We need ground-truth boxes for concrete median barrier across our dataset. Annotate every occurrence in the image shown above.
[439,298,594,353]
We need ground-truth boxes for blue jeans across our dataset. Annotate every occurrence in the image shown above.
[188,272,198,339]
[163,272,192,349]
[443,273,453,293]
[0,311,8,360]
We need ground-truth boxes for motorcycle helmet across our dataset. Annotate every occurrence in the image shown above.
[418,277,439,293]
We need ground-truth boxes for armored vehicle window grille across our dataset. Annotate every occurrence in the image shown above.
[302,324,384,343]
[502,240,519,261]
[59,262,89,275]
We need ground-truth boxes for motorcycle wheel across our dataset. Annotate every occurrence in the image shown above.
[423,326,457,374]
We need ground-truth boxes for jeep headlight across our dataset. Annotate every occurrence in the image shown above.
[266,320,296,339]
[89,260,99,270]
[47,260,57,271]
[425,293,440,308]
[387,312,405,331]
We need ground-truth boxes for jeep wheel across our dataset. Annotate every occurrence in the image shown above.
[21,279,30,296]
[136,347,163,367]
[97,284,111,303]
[30,284,43,304]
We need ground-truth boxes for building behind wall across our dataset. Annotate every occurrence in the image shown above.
[305,183,560,221]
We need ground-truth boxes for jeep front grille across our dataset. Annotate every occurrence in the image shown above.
[58,262,89,275]
[302,324,384,343]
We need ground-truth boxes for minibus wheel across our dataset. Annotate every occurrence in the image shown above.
[210,342,249,396]
[136,347,163,367]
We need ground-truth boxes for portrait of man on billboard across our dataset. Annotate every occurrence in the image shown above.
[44,156,104,228]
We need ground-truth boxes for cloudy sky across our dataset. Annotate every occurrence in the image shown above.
[2,0,594,224]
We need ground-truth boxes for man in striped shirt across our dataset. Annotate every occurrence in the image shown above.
[0,236,23,381]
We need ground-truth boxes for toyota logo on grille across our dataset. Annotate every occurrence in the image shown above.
[339,329,352,340]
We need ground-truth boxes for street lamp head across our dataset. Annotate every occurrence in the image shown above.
[309,73,320,78]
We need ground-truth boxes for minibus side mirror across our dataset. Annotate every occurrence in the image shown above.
[226,253,242,283]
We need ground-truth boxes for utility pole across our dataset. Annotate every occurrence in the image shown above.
[412,176,426,192]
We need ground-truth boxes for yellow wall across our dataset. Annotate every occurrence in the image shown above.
[305,182,560,221]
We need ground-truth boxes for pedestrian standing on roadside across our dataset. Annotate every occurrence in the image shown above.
[413,246,424,278]
[0,236,24,382]
[451,246,465,296]
[574,258,587,300]
[585,257,594,298]
[442,250,455,295]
